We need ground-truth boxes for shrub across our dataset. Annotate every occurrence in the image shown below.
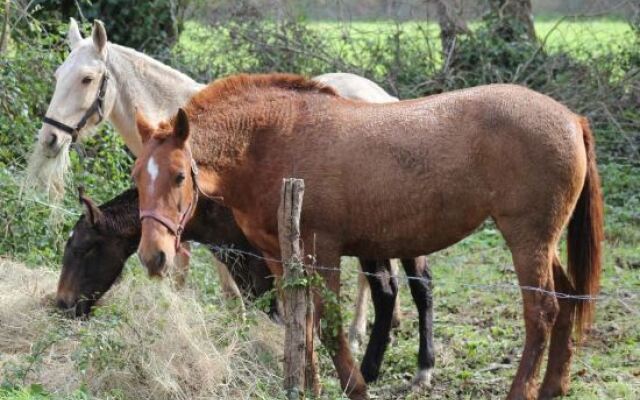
[19,0,184,54]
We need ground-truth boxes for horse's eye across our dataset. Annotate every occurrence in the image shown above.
[175,172,185,185]
[82,76,93,85]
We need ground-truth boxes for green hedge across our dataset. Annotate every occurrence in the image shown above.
[1,16,638,266]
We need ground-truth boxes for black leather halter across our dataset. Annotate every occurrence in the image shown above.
[42,71,110,143]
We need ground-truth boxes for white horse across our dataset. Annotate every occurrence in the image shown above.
[27,19,401,352]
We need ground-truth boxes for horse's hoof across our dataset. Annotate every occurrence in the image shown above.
[411,368,433,388]
[538,388,567,399]
[391,312,401,329]
[269,311,284,325]
[539,377,569,399]
[348,389,370,400]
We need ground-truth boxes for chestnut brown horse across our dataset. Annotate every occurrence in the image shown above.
[132,74,603,400]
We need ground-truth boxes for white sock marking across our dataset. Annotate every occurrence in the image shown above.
[412,367,433,388]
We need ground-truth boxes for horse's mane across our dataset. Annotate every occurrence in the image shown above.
[189,73,338,107]
[149,73,338,141]
[84,188,139,234]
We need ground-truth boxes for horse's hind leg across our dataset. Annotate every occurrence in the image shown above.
[390,260,402,328]
[360,258,397,382]
[402,256,435,387]
[349,269,370,352]
[539,255,576,399]
[502,239,559,400]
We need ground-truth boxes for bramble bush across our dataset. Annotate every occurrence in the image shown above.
[19,0,184,54]
[1,12,639,267]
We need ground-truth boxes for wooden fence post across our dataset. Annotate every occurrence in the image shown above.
[279,178,307,399]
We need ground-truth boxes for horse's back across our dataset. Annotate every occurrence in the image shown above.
[294,84,586,257]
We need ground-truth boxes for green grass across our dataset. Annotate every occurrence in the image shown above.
[0,385,88,400]
[4,233,638,399]
[534,17,632,54]
[184,216,640,399]
[175,17,634,78]
[179,18,633,53]
[182,228,640,399]
[332,234,640,399]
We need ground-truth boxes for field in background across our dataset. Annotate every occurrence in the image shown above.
[177,17,633,79]
[1,16,639,399]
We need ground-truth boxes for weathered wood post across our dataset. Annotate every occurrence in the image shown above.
[278,178,307,399]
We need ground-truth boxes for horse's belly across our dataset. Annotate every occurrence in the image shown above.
[342,212,488,259]
[331,185,492,259]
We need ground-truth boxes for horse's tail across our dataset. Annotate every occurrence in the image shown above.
[567,116,604,340]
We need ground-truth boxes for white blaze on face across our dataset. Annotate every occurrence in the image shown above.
[147,156,159,194]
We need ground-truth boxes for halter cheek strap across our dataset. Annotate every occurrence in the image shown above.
[139,199,196,257]
[138,149,208,257]
[42,71,110,143]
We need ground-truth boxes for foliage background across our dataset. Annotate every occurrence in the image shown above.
[0,0,639,399]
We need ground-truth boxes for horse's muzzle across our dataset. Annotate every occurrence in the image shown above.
[138,250,168,278]
[56,296,93,318]
[41,130,66,158]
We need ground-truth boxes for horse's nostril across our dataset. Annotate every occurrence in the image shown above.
[46,132,58,147]
[155,251,166,269]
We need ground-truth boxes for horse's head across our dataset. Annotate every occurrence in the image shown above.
[27,19,118,200]
[56,188,133,317]
[133,109,198,277]
[39,18,116,157]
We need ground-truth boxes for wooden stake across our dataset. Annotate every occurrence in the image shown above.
[279,178,306,399]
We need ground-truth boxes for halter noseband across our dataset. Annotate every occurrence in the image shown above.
[42,71,110,143]
[139,150,213,257]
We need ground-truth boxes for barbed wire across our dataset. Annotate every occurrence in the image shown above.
[207,245,640,305]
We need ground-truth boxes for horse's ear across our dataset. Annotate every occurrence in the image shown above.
[78,187,104,227]
[174,108,190,144]
[92,20,108,59]
[68,18,83,49]
[135,109,154,144]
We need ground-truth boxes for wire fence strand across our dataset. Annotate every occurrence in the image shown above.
[207,245,640,306]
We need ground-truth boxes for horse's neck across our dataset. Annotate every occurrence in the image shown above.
[99,189,142,238]
[192,90,327,188]
[106,44,204,156]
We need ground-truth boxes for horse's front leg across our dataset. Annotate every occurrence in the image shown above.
[312,248,369,400]
[215,258,244,300]
[172,242,191,288]
[390,259,402,328]
[349,268,370,352]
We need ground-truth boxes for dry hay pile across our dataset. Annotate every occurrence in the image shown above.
[0,258,284,399]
